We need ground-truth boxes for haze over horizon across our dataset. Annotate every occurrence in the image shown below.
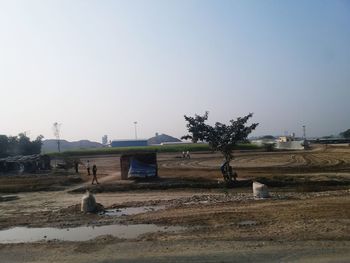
[1,0,349,142]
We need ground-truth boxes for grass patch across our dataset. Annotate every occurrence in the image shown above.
[48,143,261,157]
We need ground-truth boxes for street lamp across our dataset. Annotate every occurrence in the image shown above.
[134,121,138,140]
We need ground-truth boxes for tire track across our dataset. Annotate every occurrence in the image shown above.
[159,150,350,171]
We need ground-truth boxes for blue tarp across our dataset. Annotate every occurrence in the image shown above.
[128,158,157,179]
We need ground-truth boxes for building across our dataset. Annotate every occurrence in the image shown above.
[0,154,51,174]
[276,136,306,150]
[111,140,148,147]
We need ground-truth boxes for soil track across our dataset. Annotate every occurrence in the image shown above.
[1,144,350,262]
[159,145,350,172]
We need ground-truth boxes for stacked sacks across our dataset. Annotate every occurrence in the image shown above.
[81,190,96,213]
[252,181,270,199]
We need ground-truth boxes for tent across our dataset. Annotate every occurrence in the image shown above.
[120,152,158,180]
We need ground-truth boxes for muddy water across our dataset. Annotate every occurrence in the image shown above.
[0,224,183,243]
[102,205,166,216]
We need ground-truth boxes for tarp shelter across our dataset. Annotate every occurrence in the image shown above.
[0,154,51,174]
[120,152,158,179]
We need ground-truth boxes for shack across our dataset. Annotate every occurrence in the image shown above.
[0,154,51,174]
[120,152,158,180]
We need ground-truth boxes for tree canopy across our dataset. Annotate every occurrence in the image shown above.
[182,112,258,161]
[340,129,350,138]
[0,134,43,157]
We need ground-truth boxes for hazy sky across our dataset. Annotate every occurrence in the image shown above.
[1,0,349,142]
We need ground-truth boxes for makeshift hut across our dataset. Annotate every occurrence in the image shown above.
[0,154,51,174]
[120,152,158,180]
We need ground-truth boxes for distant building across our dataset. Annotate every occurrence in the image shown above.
[147,133,181,145]
[111,140,148,147]
[276,136,306,150]
[278,136,294,143]
[102,135,108,145]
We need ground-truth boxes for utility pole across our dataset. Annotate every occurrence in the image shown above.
[134,121,138,140]
[302,125,306,139]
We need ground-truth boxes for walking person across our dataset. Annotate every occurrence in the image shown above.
[86,160,91,175]
[91,164,99,184]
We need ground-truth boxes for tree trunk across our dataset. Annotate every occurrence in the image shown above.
[221,154,236,186]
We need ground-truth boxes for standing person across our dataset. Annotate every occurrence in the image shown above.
[74,159,79,173]
[91,164,99,184]
[86,160,91,175]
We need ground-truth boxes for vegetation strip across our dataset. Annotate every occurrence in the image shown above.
[48,143,261,157]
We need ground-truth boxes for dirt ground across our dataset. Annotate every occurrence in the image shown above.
[0,144,350,262]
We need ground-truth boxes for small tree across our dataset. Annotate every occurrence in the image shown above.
[182,112,258,185]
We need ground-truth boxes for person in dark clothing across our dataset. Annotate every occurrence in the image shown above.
[220,161,228,176]
[91,164,99,184]
[74,160,79,173]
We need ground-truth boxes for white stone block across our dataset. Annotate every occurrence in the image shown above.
[81,190,96,212]
[253,182,270,199]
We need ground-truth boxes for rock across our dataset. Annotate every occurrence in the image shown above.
[81,190,96,213]
[252,182,270,199]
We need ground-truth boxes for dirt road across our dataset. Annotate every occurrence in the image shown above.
[0,145,350,262]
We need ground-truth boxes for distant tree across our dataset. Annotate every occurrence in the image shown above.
[261,135,275,140]
[31,135,44,154]
[340,129,350,138]
[17,133,43,155]
[322,135,335,139]
[182,112,258,185]
[0,135,9,157]
[53,122,62,152]
[18,133,32,155]
[7,136,19,155]
[0,134,43,157]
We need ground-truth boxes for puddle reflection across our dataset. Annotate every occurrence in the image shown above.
[0,224,183,243]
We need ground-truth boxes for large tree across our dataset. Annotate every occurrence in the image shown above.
[182,112,258,185]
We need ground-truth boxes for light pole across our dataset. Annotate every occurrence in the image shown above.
[134,121,138,140]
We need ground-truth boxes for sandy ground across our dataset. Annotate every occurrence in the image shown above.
[0,144,350,262]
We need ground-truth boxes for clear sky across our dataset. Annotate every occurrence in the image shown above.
[0,0,349,142]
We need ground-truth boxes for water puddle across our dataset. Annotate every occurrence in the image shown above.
[0,224,183,244]
[102,205,166,216]
[0,195,19,202]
